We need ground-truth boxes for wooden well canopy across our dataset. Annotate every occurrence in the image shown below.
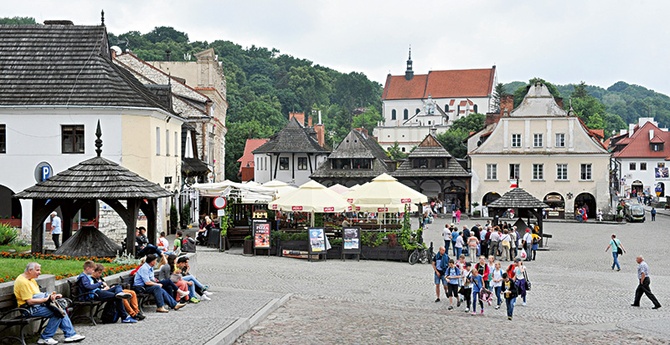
[15,121,172,255]
[486,188,549,246]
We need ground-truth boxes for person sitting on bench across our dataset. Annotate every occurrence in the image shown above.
[76,260,137,324]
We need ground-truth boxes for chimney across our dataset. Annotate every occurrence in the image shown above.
[308,115,313,127]
[430,126,437,136]
[314,124,326,148]
[355,127,369,136]
[289,112,305,126]
[649,129,654,141]
[500,95,514,116]
[629,124,635,137]
[44,20,74,25]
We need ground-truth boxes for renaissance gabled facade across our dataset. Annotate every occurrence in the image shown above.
[468,83,610,219]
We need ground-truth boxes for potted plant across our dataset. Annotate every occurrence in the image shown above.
[243,235,254,255]
[471,202,481,217]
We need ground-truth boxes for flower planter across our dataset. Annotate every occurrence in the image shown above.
[361,245,410,261]
[279,240,309,252]
[326,245,342,259]
[0,219,21,228]
[243,239,254,255]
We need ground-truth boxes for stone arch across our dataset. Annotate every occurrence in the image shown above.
[0,184,21,219]
[482,192,500,206]
[543,192,565,219]
[575,192,596,219]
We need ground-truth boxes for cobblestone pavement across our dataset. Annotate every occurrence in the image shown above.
[233,215,670,344]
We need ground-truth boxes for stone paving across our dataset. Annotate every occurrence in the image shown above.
[62,211,670,344]
[233,214,670,344]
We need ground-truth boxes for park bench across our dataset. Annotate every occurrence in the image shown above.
[0,292,50,345]
[542,233,553,247]
[67,279,104,326]
[120,274,155,314]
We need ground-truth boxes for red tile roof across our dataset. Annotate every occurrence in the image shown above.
[613,121,670,158]
[237,138,269,173]
[382,67,496,100]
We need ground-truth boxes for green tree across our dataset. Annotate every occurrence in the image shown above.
[0,17,37,24]
[512,78,561,108]
[351,107,383,133]
[435,113,485,158]
[385,142,408,161]
[491,82,508,113]
[145,26,189,43]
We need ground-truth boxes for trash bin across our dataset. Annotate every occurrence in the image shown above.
[209,229,221,248]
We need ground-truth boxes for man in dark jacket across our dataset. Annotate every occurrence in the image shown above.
[502,273,519,320]
[76,260,136,323]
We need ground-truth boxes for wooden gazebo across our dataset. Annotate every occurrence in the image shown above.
[487,188,549,246]
[15,121,172,255]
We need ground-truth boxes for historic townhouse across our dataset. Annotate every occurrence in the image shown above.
[468,83,610,219]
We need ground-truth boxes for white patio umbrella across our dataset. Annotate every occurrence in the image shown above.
[268,180,351,226]
[347,173,428,213]
[262,179,298,199]
[328,183,350,195]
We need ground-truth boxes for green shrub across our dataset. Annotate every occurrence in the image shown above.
[0,223,18,245]
[180,201,191,228]
[170,204,179,232]
[329,238,343,246]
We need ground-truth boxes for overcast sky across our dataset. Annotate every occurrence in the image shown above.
[6,0,670,96]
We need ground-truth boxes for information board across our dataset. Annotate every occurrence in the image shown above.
[308,227,327,262]
[342,227,361,261]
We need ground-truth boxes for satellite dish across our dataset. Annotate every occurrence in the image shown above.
[110,46,122,55]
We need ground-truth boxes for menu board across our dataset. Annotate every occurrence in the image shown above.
[253,220,271,249]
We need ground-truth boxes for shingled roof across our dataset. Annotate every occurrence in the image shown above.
[486,188,548,209]
[16,122,172,200]
[311,129,392,179]
[393,134,470,177]
[0,23,172,111]
[253,117,329,154]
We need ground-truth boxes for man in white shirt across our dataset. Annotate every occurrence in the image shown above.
[50,212,62,249]
[442,225,451,253]
[522,229,533,262]
[488,228,500,258]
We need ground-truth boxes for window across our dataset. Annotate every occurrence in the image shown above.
[555,133,565,147]
[509,164,520,180]
[0,124,5,154]
[511,134,521,147]
[415,108,420,115]
[352,158,371,169]
[556,164,568,180]
[297,157,307,170]
[174,132,179,157]
[279,157,289,170]
[473,104,478,113]
[413,158,428,169]
[444,104,449,112]
[532,164,544,180]
[659,162,666,168]
[166,129,170,156]
[155,127,161,155]
[403,109,409,120]
[651,143,664,151]
[486,164,497,180]
[391,109,396,120]
[629,162,636,170]
[62,125,85,154]
[641,162,647,170]
[533,134,543,147]
[580,164,592,180]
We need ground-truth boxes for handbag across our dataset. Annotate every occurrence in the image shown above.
[523,270,531,291]
[615,240,623,255]
[47,298,70,318]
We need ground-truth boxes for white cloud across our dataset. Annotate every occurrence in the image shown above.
[3,0,670,95]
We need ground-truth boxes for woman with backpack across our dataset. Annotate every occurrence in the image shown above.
[605,234,626,271]
[502,272,519,320]
[513,258,528,306]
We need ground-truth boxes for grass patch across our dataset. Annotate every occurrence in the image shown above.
[0,244,31,253]
[0,256,137,283]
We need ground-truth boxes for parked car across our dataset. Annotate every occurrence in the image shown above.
[624,203,646,222]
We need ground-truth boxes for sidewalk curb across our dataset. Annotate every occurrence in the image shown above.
[205,293,292,345]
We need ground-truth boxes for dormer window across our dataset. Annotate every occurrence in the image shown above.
[651,143,664,152]
[413,158,428,169]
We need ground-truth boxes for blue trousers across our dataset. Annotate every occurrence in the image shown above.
[29,304,77,340]
[141,285,177,308]
[612,252,620,270]
[505,296,516,317]
[96,285,128,320]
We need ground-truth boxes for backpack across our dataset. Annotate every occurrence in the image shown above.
[100,301,119,324]
[182,237,196,253]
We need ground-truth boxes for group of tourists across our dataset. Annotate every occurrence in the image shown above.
[441,222,540,264]
[13,251,213,344]
[432,249,530,320]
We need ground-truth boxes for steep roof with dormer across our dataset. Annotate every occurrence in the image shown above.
[393,133,470,177]
[613,121,670,159]
[382,67,496,100]
[0,23,173,112]
[253,117,330,154]
[311,128,392,179]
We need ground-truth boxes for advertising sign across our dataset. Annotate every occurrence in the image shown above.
[308,228,326,253]
[253,220,271,249]
[343,227,361,251]
[655,167,669,179]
